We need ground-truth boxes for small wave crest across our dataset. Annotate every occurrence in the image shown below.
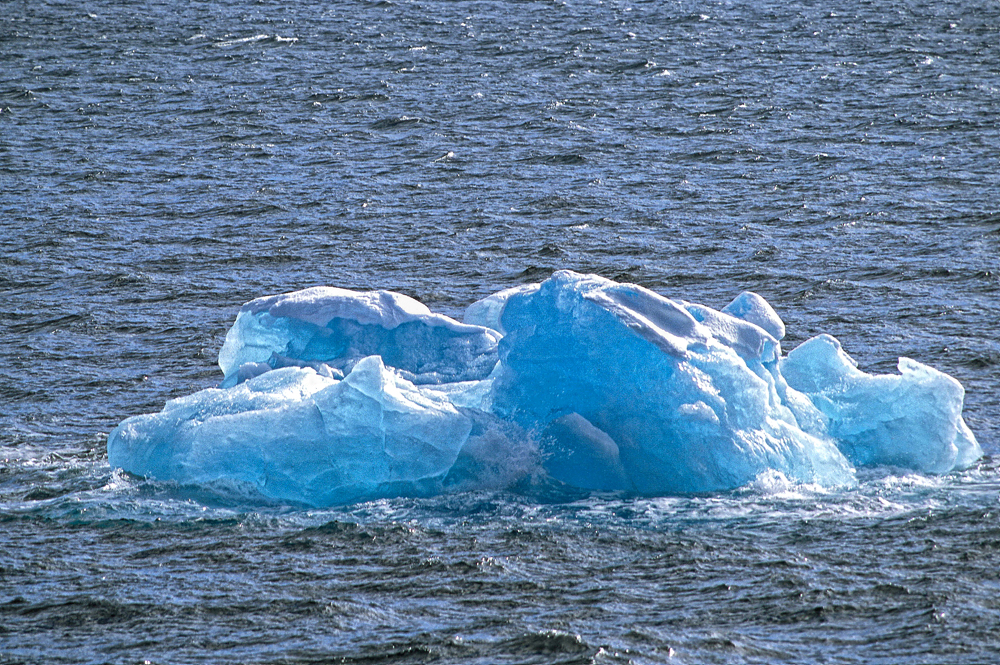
[213,34,298,48]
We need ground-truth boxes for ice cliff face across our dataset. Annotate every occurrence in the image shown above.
[108,271,981,506]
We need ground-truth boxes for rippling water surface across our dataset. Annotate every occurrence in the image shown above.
[3,0,999,662]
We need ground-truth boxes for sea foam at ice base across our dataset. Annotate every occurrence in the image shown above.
[107,271,981,506]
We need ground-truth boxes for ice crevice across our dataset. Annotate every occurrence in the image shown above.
[108,271,982,506]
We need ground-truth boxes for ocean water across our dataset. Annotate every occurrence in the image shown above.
[2,0,999,662]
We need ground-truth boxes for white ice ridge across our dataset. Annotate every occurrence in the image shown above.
[108,271,982,506]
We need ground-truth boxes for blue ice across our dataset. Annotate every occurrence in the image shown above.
[217,286,501,386]
[781,334,981,473]
[108,271,981,505]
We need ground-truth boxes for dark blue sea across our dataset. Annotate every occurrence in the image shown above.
[3,0,1000,662]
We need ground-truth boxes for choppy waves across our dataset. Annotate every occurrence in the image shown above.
[3,0,1000,661]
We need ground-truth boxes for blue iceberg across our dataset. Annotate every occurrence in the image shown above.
[781,334,981,474]
[109,358,481,506]
[107,271,981,505]
[216,286,501,386]
[484,272,855,493]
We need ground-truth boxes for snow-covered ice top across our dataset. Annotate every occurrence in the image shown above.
[108,271,981,506]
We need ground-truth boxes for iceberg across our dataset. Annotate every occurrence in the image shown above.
[781,334,981,473]
[486,272,855,493]
[217,286,501,387]
[107,271,981,506]
[108,358,478,505]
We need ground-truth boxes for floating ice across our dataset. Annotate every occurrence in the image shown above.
[109,357,486,506]
[486,272,854,493]
[108,271,981,506]
[781,334,982,473]
[217,286,501,387]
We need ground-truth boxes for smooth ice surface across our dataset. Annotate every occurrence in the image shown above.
[463,283,540,334]
[108,272,981,506]
[721,291,787,341]
[781,334,983,473]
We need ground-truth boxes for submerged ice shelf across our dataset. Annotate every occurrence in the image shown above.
[108,271,981,506]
